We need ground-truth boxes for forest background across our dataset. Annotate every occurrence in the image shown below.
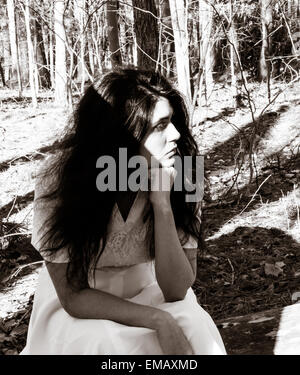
[0,0,299,355]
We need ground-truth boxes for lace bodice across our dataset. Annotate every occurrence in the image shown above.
[96,190,154,268]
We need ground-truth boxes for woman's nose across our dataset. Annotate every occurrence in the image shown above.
[167,122,181,142]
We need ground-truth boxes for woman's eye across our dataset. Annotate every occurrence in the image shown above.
[155,122,168,131]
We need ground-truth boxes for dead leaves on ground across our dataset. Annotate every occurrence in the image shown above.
[0,297,33,355]
[193,227,300,321]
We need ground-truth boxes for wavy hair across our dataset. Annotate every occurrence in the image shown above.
[38,67,202,289]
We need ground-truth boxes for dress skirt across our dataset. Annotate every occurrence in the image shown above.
[21,262,226,355]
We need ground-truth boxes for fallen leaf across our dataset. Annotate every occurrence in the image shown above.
[0,332,7,342]
[291,292,300,303]
[235,303,244,311]
[0,238,10,250]
[0,333,12,343]
[10,324,28,337]
[17,255,28,262]
[284,253,296,258]
[266,283,274,293]
[202,254,219,261]
[265,330,277,338]
[2,320,16,331]
[3,349,18,355]
[264,263,283,277]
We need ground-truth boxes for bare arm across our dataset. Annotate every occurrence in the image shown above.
[46,261,166,327]
[149,166,198,302]
[152,203,197,302]
[45,261,193,354]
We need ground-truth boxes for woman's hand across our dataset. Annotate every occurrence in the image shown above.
[155,311,194,355]
[148,166,177,207]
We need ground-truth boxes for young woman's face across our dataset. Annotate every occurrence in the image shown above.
[139,97,181,168]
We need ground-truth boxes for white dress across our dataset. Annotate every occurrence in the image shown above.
[21,180,226,355]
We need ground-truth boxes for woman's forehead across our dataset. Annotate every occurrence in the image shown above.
[151,97,173,125]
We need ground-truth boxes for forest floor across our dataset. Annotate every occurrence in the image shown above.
[0,81,299,354]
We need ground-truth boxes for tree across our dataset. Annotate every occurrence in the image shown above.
[169,0,191,105]
[1,22,11,86]
[198,0,214,104]
[54,0,67,104]
[229,0,239,107]
[119,0,135,66]
[48,1,55,88]
[24,0,37,106]
[160,0,174,77]
[6,0,22,95]
[34,18,51,89]
[0,57,6,86]
[87,31,95,75]
[90,8,107,73]
[74,0,88,93]
[132,0,159,69]
[259,0,273,83]
[106,0,122,67]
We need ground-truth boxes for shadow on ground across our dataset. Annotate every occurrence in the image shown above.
[194,226,300,321]
[204,105,290,174]
[202,151,299,240]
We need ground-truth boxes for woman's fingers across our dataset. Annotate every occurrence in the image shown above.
[156,318,194,355]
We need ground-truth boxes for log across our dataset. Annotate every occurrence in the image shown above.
[217,303,300,355]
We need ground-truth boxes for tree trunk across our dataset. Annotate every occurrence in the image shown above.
[287,0,292,16]
[132,0,159,69]
[98,10,109,71]
[6,0,22,95]
[160,0,174,77]
[76,0,87,92]
[2,22,11,84]
[34,19,51,89]
[169,0,191,105]
[229,0,238,107]
[118,0,135,66]
[41,21,49,68]
[54,0,68,104]
[0,58,6,86]
[91,14,103,74]
[49,2,55,89]
[199,0,214,105]
[49,28,55,88]
[32,20,39,93]
[259,0,273,84]
[24,0,37,107]
[106,0,122,67]
[87,35,95,76]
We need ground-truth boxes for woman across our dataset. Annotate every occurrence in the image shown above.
[21,68,226,355]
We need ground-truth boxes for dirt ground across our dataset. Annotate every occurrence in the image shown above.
[0,82,299,354]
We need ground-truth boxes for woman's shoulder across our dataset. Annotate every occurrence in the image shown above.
[32,155,69,262]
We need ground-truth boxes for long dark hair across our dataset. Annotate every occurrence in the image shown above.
[38,67,201,289]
